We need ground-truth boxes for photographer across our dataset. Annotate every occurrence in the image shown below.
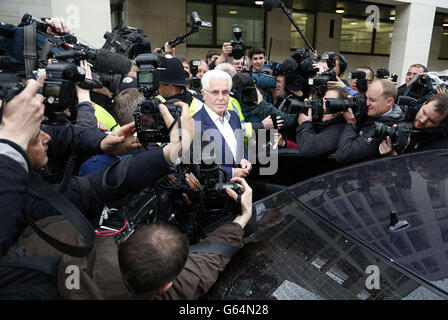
[117,176,252,300]
[335,79,404,164]
[327,66,374,96]
[208,42,233,70]
[295,87,348,159]
[396,64,427,101]
[379,93,448,156]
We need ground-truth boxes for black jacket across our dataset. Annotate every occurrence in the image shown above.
[336,104,404,164]
[405,127,448,153]
[296,116,346,159]
[39,124,107,183]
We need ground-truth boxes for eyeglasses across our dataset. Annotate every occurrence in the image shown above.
[205,90,230,97]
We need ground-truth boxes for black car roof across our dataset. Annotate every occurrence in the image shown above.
[289,149,448,295]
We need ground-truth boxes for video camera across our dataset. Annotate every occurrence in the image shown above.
[189,59,202,92]
[405,73,434,101]
[19,13,77,44]
[372,121,414,154]
[232,71,277,105]
[349,70,368,93]
[133,53,181,143]
[102,25,151,59]
[229,24,246,60]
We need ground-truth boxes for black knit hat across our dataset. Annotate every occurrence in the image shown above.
[159,57,189,87]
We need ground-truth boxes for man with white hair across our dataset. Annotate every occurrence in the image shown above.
[193,69,252,180]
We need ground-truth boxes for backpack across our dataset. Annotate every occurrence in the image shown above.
[3,215,132,300]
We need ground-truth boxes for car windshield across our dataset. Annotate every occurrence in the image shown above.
[203,174,447,299]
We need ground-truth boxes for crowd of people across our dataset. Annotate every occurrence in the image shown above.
[1,15,448,300]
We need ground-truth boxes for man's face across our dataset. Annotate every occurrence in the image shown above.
[365,81,393,117]
[271,75,285,98]
[207,55,219,65]
[322,89,340,121]
[197,61,209,78]
[27,130,51,171]
[182,61,190,73]
[414,100,446,129]
[202,77,230,117]
[158,83,175,99]
[250,53,265,71]
[405,66,425,86]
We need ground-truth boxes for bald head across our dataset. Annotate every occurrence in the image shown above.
[214,63,237,77]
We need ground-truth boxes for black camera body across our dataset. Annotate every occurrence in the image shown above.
[133,53,182,143]
[189,59,202,92]
[286,96,324,122]
[0,69,25,102]
[350,70,368,93]
[398,96,420,123]
[38,62,85,115]
[407,73,434,100]
[199,162,242,216]
[376,68,398,82]
[373,121,414,154]
[229,24,246,61]
[309,69,337,97]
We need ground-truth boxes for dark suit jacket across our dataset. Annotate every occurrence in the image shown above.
[193,106,247,181]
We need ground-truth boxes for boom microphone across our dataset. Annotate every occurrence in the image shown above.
[232,72,251,89]
[263,0,281,12]
[92,49,132,74]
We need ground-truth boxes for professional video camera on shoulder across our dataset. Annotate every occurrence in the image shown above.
[133,53,181,143]
[232,70,277,105]
[102,25,151,59]
[229,24,246,60]
[189,59,202,92]
[405,73,435,101]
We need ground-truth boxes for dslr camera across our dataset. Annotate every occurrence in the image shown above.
[373,121,414,154]
[133,53,181,143]
[229,24,246,60]
[284,96,324,122]
[325,93,368,122]
[189,59,202,92]
[198,159,242,216]
[376,68,398,82]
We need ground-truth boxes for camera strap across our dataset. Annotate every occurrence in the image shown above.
[23,24,36,78]
[22,171,95,258]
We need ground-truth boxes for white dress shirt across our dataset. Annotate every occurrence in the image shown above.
[203,104,238,161]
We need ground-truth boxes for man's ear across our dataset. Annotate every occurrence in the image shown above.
[158,281,173,294]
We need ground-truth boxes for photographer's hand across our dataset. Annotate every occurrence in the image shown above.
[44,17,70,34]
[262,115,284,129]
[327,76,345,90]
[159,101,194,163]
[240,159,252,173]
[185,172,200,191]
[226,177,253,228]
[76,60,92,103]
[343,108,357,125]
[0,71,45,150]
[379,136,398,157]
[215,42,233,66]
[100,122,143,155]
[298,108,313,125]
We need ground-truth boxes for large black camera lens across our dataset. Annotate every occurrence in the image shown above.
[325,98,356,114]
[189,77,202,92]
[373,122,397,141]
